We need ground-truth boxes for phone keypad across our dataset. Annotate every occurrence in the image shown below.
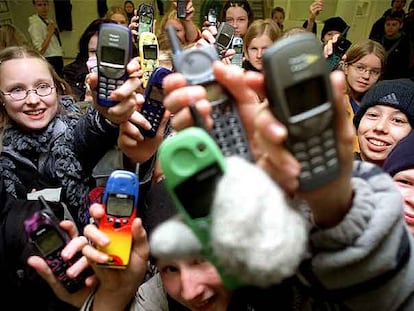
[98,76,124,103]
[46,252,85,293]
[293,129,338,182]
[211,102,253,161]
[140,99,165,137]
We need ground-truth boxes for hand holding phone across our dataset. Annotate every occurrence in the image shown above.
[214,22,235,58]
[326,26,351,71]
[97,170,139,268]
[167,26,253,162]
[139,67,172,137]
[262,32,340,191]
[97,23,132,107]
[24,196,90,293]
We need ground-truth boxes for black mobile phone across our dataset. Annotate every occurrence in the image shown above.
[139,66,173,137]
[262,32,340,191]
[24,196,91,293]
[214,22,235,58]
[327,26,351,71]
[136,3,154,38]
[176,0,187,19]
[231,37,243,67]
[207,7,217,26]
[96,23,132,107]
[167,25,253,162]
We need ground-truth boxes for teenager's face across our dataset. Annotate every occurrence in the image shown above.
[393,168,414,237]
[246,34,273,71]
[272,11,284,26]
[124,2,134,14]
[384,19,401,36]
[158,257,233,311]
[358,105,412,166]
[225,6,249,37]
[0,57,58,131]
[33,0,49,18]
[345,54,382,98]
[88,33,98,58]
[323,30,341,44]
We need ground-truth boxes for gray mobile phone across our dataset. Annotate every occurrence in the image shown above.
[263,32,340,191]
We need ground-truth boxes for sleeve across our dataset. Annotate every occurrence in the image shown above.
[134,273,169,311]
[28,15,45,51]
[72,105,119,173]
[298,160,414,310]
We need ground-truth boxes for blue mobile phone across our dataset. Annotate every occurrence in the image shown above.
[139,67,173,137]
[97,23,132,107]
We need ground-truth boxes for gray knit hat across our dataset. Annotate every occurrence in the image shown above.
[354,79,414,129]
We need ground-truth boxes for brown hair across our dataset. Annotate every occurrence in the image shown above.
[346,39,386,72]
[220,0,254,26]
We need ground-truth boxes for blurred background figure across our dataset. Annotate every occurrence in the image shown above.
[28,0,64,77]
[271,6,285,32]
[124,0,135,24]
[0,23,31,50]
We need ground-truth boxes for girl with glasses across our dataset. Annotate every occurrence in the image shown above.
[342,39,386,153]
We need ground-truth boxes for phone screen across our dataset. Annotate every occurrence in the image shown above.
[101,46,125,65]
[143,44,158,60]
[34,227,65,256]
[284,76,327,116]
[149,84,164,102]
[107,194,134,217]
[175,163,223,219]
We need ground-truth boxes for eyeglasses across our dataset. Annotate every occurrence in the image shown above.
[349,64,381,77]
[0,83,55,101]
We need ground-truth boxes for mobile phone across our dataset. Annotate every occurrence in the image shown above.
[24,196,90,293]
[139,67,172,137]
[136,3,154,38]
[157,126,242,289]
[176,0,187,19]
[214,22,235,58]
[327,26,351,71]
[262,32,340,191]
[96,23,132,107]
[207,8,217,26]
[139,31,159,89]
[167,25,253,162]
[98,170,139,268]
[231,37,243,67]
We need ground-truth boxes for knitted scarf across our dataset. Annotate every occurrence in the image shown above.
[0,98,90,227]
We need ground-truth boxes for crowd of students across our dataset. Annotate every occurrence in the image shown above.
[0,0,414,310]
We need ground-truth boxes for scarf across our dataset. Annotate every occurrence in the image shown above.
[0,98,90,227]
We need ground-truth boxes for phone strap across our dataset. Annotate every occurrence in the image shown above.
[38,15,62,46]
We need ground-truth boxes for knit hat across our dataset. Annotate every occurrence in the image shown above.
[321,17,348,41]
[353,78,414,129]
[383,130,414,176]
